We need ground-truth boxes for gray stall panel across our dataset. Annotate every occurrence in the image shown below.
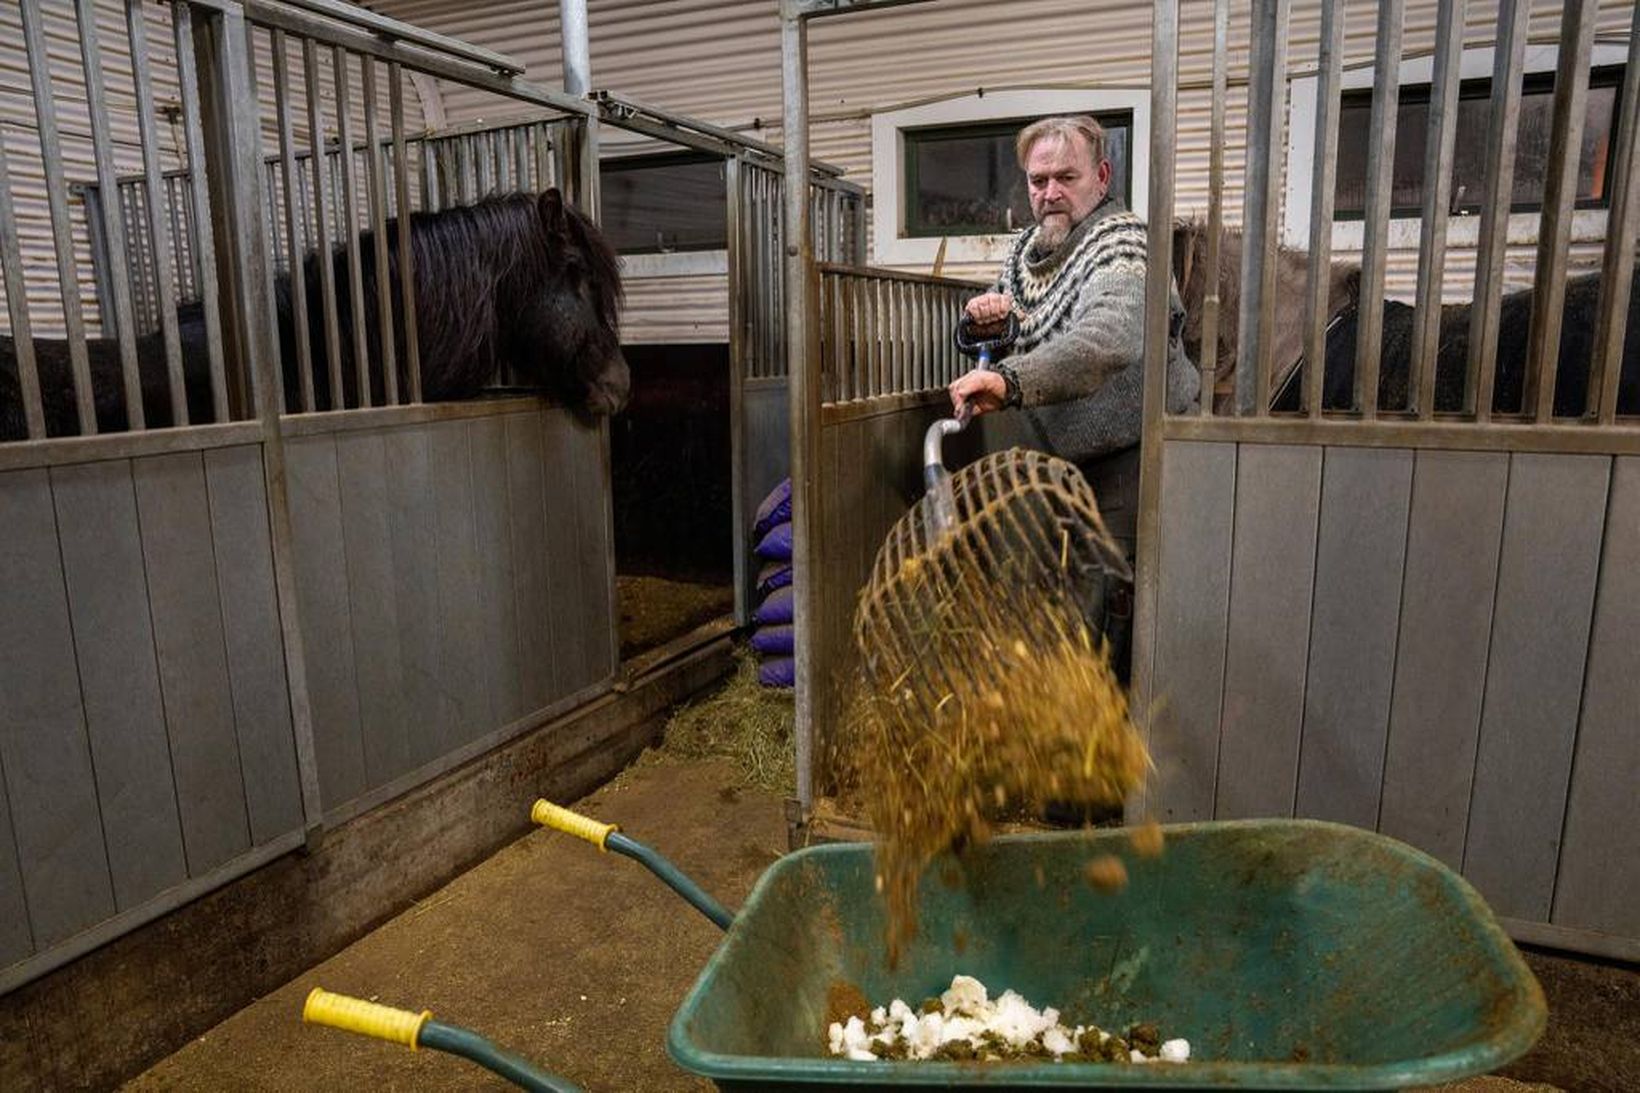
[132,453,251,876]
[540,411,596,693]
[1215,444,1322,820]
[286,438,367,810]
[1294,447,1413,828]
[470,417,525,725]
[1148,441,1237,822]
[1553,456,1640,938]
[0,469,115,948]
[382,426,446,771]
[336,432,413,788]
[52,461,186,910]
[1463,454,1610,922]
[430,420,491,751]
[505,411,563,713]
[1377,451,1510,867]
[204,446,302,845]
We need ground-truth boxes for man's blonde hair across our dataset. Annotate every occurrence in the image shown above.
[1015,115,1107,169]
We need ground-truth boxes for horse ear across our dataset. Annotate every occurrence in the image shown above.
[537,187,566,231]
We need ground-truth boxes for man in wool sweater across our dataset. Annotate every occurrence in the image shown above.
[949,115,1201,558]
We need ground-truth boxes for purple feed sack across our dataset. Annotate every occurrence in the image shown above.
[759,656,795,688]
[757,561,793,597]
[753,585,794,626]
[750,623,794,656]
[753,479,792,539]
[754,522,793,561]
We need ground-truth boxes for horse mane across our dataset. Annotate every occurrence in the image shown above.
[1172,216,1360,412]
[283,188,624,406]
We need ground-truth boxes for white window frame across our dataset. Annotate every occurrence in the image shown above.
[871,89,1151,268]
[1283,44,1629,252]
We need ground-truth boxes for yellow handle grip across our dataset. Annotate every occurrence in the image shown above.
[303,988,431,1050]
[531,799,618,850]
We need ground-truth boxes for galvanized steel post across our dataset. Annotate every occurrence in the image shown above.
[559,0,591,97]
[1133,0,1178,819]
[780,0,818,812]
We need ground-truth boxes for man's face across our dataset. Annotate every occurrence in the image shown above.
[1025,133,1111,247]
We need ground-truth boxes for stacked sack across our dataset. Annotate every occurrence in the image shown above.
[749,479,794,688]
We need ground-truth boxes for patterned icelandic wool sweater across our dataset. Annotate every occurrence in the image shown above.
[988,198,1200,463]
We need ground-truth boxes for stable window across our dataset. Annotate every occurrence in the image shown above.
[902,113,1134,238]
[599,152,726,254]
[1333,65,1624,219]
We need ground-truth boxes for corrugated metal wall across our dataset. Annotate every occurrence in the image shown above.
[371,0,1633,294]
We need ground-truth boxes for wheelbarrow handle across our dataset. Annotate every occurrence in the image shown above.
[303,988,583,1093]
[304,987,429,1048]
[531,800,736,931]
[531,799,619,850]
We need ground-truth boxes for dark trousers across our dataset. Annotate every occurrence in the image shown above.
[1077,445,1140,685]
[1041,446,1141,828]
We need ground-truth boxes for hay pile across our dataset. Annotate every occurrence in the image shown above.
[635,648,796,793]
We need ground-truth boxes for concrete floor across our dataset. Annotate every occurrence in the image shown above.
[127,759,1637,1091]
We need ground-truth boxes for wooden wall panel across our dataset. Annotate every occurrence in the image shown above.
[132,453,250,876]
[1464,454,1610,922]
[1214,444,1323,820]
[1294,448,1413,828]
[0,469,114,947]
[52,460,186,908]
[286,438,367,811]
[1553,456,1640,938]
[203,446,303,845]
[1377,451,1509,866]
[1148,441,1237,821]
[335,432,413,788]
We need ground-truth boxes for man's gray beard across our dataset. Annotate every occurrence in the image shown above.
[1036,216,1070,248]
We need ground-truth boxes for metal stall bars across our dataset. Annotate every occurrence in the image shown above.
[589,88,867,627]
[778,0,946,815]
[6,0,598,450]
[238,0,596,416]
[1133,0,1640,965]
[1163,0,1640,436]
[0,0,607,997]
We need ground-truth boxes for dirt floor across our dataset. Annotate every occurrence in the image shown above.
[616,575,735,660]
[126,758,1638,1092]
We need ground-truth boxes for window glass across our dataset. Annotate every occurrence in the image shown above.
[600,153,727,253]
[904,114,1132,237]
[1334,67,1621,218]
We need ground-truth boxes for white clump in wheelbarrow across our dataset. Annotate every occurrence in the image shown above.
[827,974,1190,1064]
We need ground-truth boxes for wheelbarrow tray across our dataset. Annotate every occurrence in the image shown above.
[668,820,1544,1090]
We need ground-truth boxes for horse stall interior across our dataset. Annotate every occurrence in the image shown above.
[0,5,846,1082]
[589,100,865,655]
[779,0,1640,965]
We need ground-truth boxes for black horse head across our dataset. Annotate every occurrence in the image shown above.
[500,189,628,416]
[282,187,628,417]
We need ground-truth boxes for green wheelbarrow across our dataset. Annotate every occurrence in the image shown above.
[531,802,1545,1091]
